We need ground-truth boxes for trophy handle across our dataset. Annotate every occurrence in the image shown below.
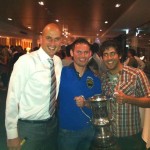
[80,107,91,121]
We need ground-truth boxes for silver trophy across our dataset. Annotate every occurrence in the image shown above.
[88,94,116,149]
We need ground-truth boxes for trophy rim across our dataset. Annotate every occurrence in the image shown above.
[88,94,107,102]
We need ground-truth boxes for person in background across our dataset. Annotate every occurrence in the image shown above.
[87,57,100,76]
[58,38,101,150]
[62,44,73,66]
[124,48,138,68]
[8,46,26,75]
[135,55,145,70]
[56,45,65,59]
[124,48,145,70]
[11,46,25,65]
[5,23,62,150]
[90,43,107,76]
[0,45,11,90]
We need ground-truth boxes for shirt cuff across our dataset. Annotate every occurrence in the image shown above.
[6,129,18,139]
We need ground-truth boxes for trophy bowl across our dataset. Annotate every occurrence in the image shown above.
[88,94,116,148]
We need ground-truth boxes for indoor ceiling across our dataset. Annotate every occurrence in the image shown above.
[0,0,150,40]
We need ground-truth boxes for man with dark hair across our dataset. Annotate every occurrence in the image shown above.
[58,38,101,150]
[99,39,150,150]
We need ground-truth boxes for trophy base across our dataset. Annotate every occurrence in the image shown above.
[90,144,120,150]
[90,137,116,150]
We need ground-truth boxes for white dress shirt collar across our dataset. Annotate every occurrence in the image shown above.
[38,47,58,64]
[37,47,51,62]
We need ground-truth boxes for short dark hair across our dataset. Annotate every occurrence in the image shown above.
[71,38,91,50]
[100,39,121,57]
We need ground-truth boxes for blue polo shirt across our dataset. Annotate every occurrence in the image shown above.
[58,65,101,130]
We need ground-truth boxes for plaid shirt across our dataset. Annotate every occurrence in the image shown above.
[101,65,150,137]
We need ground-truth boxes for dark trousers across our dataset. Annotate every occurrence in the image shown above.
[116,132,146,150]
[18,116,58,150]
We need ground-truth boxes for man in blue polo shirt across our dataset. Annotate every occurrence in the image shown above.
[58,38,102,150]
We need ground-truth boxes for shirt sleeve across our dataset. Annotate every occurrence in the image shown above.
[5,55,31,139]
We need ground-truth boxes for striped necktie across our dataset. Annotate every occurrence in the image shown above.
[48,59,56,116]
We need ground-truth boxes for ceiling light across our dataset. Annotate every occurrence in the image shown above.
[28,26,31,29]
[8,18,12,21]
[38,1,44,6]
[55,19,59,22]
[115,4,121,7]
[99,29,102,31]
[126,29,129,34]
[135,28,140,36]
[105,21,108,24]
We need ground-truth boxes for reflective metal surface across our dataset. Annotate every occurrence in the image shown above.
[88,94,115,148]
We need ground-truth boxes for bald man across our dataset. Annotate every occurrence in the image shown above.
[5,23,62,150]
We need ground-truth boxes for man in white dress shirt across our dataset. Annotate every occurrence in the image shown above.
[5,23,62,150]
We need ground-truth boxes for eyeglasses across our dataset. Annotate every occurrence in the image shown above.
[103,52,117,57]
